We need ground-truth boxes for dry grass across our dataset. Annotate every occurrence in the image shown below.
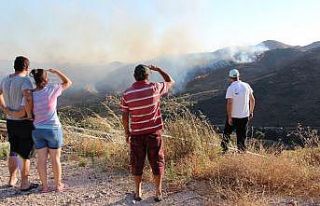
[200,153,320,196]
[59,96,320,204]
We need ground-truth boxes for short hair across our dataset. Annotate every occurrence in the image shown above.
[14,56,29,72]
[134,64,150,81]
[229,77,238,81]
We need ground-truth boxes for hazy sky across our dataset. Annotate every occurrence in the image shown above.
[0,0,319,64]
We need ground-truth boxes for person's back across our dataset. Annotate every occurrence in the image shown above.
[122,81,168,135]
[121,64,174,202]
[32,83,62,128]
[1,75,33,120]
[222,69,255,153]
[226,80,252,118]
[28,68,71,193]
[0,56,36,191]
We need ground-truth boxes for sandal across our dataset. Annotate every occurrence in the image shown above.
[20,183,39,192]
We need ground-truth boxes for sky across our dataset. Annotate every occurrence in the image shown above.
[0,0,319,64]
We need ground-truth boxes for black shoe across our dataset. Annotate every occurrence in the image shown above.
[133,193,142,201]
[154,194,162,202]
[221,149,228,155]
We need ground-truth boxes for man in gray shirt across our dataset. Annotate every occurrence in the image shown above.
[0,56,37,191]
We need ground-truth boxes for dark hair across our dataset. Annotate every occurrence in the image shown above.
[30,69,48,89]
[14,56,29,72]
[134,64,150,81]
[230,77,238,81]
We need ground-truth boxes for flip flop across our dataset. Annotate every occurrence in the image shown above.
[20,183,39,192]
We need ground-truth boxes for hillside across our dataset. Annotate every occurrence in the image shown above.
[188,42,320,127]
[1,97,320,205]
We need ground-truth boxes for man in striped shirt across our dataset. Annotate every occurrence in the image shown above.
[121,64,174,202]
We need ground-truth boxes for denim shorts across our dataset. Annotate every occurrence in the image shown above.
[32,127,63,149]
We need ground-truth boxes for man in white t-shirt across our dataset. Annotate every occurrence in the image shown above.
[221,69,255,153]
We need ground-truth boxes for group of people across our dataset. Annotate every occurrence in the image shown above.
[1,56,255,202]
[1,56,72,193]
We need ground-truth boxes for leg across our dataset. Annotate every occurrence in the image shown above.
[146,132,165,200]
[153,175,163,198]
[49,148,63,191]
[15,120,35,190]
[20,157,31,190]
[130,136,146,199]
[7,126,18,186]
[8,154,18,186]
[37,148,49,191]
[235,118,249,152]
[221,119,234,152]
[134,175,142,199]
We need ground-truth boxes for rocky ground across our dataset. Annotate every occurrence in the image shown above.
[0,159,205,206]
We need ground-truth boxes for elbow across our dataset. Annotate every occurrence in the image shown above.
[167,78,175,85]
[64,80,72,89]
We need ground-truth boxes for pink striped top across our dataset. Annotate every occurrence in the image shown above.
[120,80,172,135]
[33,83,63,128]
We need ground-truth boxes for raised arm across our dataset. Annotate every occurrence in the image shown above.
[48,69,72,90]
[148,65,175,84]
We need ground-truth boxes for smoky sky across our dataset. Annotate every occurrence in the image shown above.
[0,0,319,65]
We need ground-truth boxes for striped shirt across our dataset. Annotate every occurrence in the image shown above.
[121,80,172,135]
[32,83,63,128]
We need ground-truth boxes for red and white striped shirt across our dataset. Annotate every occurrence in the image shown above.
[120,80,172,135]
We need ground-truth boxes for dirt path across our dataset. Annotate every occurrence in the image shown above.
[0,159,205,206]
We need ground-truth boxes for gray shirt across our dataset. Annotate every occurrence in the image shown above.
[0,74,33,120]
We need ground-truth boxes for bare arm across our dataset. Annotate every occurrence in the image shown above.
[4,91,30,119]
[5,107,27,118]
[249,93,255,118]
[0,88,28,118]
[122,112,130,143]
[23,90,33,119]
[149,65,175,84]
[48,69,72,90]
[227,98,233,125]
[0,90,5,111]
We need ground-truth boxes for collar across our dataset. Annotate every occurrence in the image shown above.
[132,80,150,88]
[231,80,241,85]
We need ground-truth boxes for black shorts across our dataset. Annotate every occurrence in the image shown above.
[7,119,34,159]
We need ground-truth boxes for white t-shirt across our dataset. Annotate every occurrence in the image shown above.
[225,80,253,118]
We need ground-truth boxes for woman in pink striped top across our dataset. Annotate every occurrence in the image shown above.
[30,68,72,192]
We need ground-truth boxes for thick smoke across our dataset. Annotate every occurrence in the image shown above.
[95,43,270,93]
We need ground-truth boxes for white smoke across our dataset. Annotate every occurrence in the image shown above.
[95,43,270,93]
[222,44,269,64]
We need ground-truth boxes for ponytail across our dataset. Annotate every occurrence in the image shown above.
[30,69,48,89]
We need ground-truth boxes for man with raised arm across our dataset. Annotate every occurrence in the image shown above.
[221,69,255,153]
[121,64,174,202]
